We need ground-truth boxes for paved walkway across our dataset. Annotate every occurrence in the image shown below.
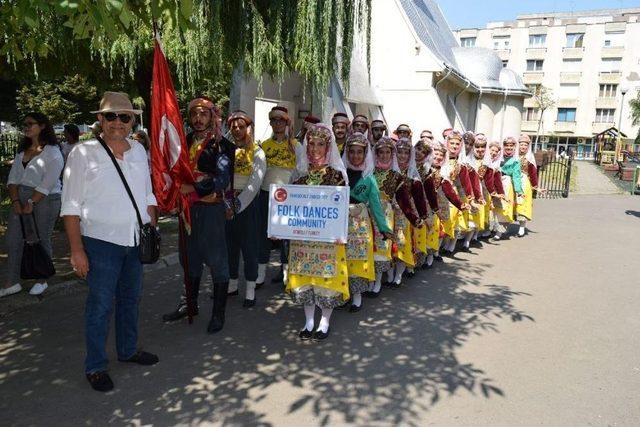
[2,195,640,426]
[574,160,624,195]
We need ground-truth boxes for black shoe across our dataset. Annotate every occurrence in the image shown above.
[86,371,114,392]
[228,289,239,296]
[162,303,198,322]
[271,267,284,284]
[207,282,229,334]
[441,250,452,258]
[470,240,483,249]
[255,282,264,290]
[434,255,444,262]
[364,290,380,298]
[335,299,350,310]
[422,262,432,270]
[349,304,362,313]
[405,271,415,278]
[119,351,159,365]
[298,328,313,340]
[389,281,401,289]
[460,246,471,253]
[243,298,256,308]
[312,328,330,341]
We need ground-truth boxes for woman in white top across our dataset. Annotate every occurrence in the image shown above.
[1,112,64,298]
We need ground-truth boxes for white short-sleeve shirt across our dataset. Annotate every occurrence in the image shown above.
[60,138,157,247]
[7,145,64,195]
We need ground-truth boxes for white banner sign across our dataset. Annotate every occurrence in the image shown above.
[267,184,349,243]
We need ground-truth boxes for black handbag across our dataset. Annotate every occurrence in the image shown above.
[20,214,56,280]
[97,137,160,264]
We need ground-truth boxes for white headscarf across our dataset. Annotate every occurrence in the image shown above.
[518,134,536,166]
[342,132,375,177]
[296,123,348,184]
[414,139,434,173]
[373,136,400,172]
[396,137,420,179]
[432,140,452,182]
[485,140,503,170]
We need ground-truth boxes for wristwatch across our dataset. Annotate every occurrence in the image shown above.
[27,198,35,206]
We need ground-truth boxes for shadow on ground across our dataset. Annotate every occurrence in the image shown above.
[0,256,533,426]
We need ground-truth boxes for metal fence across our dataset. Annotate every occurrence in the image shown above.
[536,154,573,199]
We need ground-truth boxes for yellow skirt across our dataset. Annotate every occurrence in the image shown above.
[374,200,394,260]
[346,204,375,281]
[516,175,533,221]
[412,224,428,255]
[426,215,441,251]
[394,209,415,267]
[287,243,350,302]
[443,206,457,239]
[495,177,515,224]
[483,191,492,229]
[449,202,469,233]
[470,202,486,231]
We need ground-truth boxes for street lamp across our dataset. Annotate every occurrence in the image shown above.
[616,84,629,162]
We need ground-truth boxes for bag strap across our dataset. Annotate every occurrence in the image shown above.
[18,213,41,242]
[96,136,143,229]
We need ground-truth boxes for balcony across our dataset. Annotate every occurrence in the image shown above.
[599,71,622,83]
[563,47,585,59]
[523,97,539,108]
[521,120,539,132]
[555,121,577,133]
[494,48,510,60]
[595,97,618,109]
[523,72,544,84]
[559,72,582,84]
[526,47,547,59]
[592,121,615,134]
[557,98,579,108]
[601,46,625,58]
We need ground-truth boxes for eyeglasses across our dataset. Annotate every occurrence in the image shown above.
[103,112,133,123]
[23,121,38,129]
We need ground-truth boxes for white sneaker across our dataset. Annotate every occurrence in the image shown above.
[0,283,23,298]
[29,282,48,295]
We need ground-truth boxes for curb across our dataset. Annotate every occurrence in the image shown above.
[0,251,181,318]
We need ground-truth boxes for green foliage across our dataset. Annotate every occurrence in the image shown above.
[630,91,640,127]
[0,0,370,97]
[15,74,98,124]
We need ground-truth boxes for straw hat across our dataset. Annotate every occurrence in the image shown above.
[91,91,142,115]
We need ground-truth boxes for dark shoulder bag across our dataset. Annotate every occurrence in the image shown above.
[20,214,56,280]
[97,137,160,264]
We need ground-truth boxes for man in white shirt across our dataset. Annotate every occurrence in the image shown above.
[61,92,159,392]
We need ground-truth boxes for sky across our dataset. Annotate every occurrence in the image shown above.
[438,0,640,29]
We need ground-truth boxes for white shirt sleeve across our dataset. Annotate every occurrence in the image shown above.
[60,146,86,217]
[35,146,64,195]
[6,152,23,186]
[144,152,157,207]
[236,148,266,213]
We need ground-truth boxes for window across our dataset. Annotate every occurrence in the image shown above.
[526,84,542,95]
[566,33,584,48]
[558,83,579,98]
[493,35,510,50]
[526,59,544,71]
[600,57,622,72]
[460,37,476,47]
[562,58,582,72]
[595,109,616,123]
[599,84,618,98]
[557,108,576,122]
[529,34,547,46]
[523,108,541,121]
[502,60,508,68]
[603,31,624,47]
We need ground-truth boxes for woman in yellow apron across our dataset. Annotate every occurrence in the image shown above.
[342,132,392,312]
[516,134,541,237]
[286,124,349,341]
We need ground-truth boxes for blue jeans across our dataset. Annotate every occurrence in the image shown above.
[83,236,142,374]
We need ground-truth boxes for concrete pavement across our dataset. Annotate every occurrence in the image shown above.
[574,161,624,195]
[1,195,640,426]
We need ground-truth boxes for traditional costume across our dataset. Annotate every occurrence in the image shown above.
[516,134,539,237]
[368,136,422,296]
[414,139,441,268]
[351,114,369,135]
[287,124,349,340]
[370,120,387,145]
[257,106,300,286]
[492,137,523,240]
[225,111,266,307]
[162,97,235,334]
[342,132,392,312]
[394,137,429,283]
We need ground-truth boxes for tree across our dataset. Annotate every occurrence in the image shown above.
[15,74,98,124]
[531,85,555,148]
[0,1,371,97]
[630,91,640,144]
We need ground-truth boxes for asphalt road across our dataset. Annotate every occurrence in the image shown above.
[1,195,639,426]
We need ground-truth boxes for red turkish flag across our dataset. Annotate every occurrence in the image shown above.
[150,38,194,223]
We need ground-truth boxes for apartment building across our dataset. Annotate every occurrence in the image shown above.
[454,8,640,157]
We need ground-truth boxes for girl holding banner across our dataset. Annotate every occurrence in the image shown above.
[286,124,349,341]
[342,132,393,313]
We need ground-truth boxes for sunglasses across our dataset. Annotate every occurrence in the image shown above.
[103,112,133,123]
